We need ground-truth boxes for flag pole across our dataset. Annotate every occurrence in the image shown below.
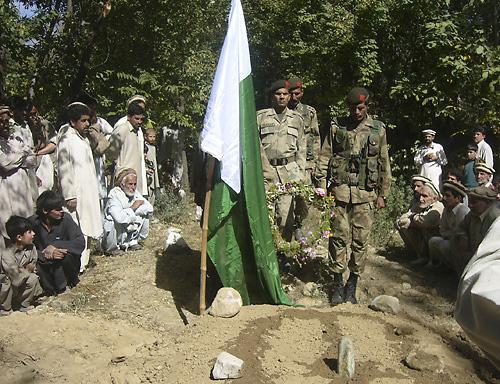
[199,155,216,314]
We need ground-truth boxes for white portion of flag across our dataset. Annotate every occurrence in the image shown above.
[200,0,252,194]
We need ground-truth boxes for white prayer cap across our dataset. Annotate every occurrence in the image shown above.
[475,163,495,174]
[67,101,88,108]
[422,129,436,136]
[127,95,146,106]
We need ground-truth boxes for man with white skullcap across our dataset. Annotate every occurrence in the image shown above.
[414,129,447,190]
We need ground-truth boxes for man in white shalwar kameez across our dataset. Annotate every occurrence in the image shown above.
[414,129,447,190]
[107,102,148,196]
[56,103,103,272]
[102,168,153,254]
[455,215,500,370]
[0,105,37,249]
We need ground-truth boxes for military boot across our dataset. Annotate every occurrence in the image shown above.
[330,273,344,306]
[344,273,358,304]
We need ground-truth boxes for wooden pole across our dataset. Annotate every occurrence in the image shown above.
[199,156,216,315]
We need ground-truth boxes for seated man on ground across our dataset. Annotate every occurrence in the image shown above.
[396,175,432,230]
[102,168,153,254]
[428,181,469,268]
[0,216,43,315]
[398,182,444,264]
[31,191,85,295]
[451,186,500,276]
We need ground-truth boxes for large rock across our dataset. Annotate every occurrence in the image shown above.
[404,350,444,372]
[208,288,243,318]
[212,351,244,379]
[337,336,355,378]
[369,295,400,314]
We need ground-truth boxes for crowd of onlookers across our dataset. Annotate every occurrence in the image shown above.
[397,127,499,277]
[0,94,186,315]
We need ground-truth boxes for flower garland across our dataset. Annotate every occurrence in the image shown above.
[266,181,335,266]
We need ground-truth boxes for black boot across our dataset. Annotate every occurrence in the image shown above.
[330,273,344,306]
[344,273,358,304]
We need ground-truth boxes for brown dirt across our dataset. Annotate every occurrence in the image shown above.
[0,209,499,384]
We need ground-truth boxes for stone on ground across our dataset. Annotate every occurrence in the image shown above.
[212,351,244,380]
[208,288,243,318]
[404,349,444,372]
[302,282,319,297]
[337,336,355,378]
[369,295,400,314]
[164,227,188,250]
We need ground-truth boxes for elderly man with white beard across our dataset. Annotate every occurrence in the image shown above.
[102,168,153,255]
[397,182,444,264]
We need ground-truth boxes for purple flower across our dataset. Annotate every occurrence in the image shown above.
[315,188,326,197]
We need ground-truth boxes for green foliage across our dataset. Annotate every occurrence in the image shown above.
[2,0,499,151]
[153,188,191,225]
[372,176,412,247]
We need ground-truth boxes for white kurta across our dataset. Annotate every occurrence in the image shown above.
[107,121,147,195]
[57,127,103,239]
[0,134,36,241]
[36,154,54,194]
[455,216,500,370]
[477,140,494,168]
[414,142,447,190]
[93,116,114,200]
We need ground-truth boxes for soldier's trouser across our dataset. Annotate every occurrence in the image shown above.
[274,194,295,242]
[329,201,374,275]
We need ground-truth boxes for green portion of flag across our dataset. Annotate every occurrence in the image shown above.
[206,75,293,306]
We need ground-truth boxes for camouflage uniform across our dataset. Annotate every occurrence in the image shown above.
[289,102,320,178]
[316,116,391,275]
[258,107,306,240]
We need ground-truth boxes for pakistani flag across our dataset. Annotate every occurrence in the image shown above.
[200,0,292,306]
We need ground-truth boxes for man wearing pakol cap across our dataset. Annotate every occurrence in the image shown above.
[0,104,37,249]
[451,186,500,275]
[397,182,444,265]
[107,102,148,196]
[287,77,320,182]
[474,163,495,189]
[258,79,306,242]
[396,175,432,230]
[427,181,469,268]
[414,129,447,190]
[315,87,391,305]
[56,102,103,272]
[102,168,153,254]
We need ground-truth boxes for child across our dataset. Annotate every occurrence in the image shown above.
[463,143,479,188]
[0,216,43,315]
[144,128,160,204]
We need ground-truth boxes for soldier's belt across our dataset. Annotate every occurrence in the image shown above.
[269,155,297,166]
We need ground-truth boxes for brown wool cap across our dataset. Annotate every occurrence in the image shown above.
[268,79,290,93]
[442,180,467,198]
[346,87,369,104]
[467,186,497,201]
[288,77,303,91]
[115,168,137,186]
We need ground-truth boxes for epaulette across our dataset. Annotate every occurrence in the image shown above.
[257,108,273,116]
[288,108,304,121]
[306,105,316,114]
[371,119,385,132]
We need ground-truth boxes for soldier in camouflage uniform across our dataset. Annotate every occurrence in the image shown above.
[258,79,307,241]
[315,87,391,305]
[288,78,320,182]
